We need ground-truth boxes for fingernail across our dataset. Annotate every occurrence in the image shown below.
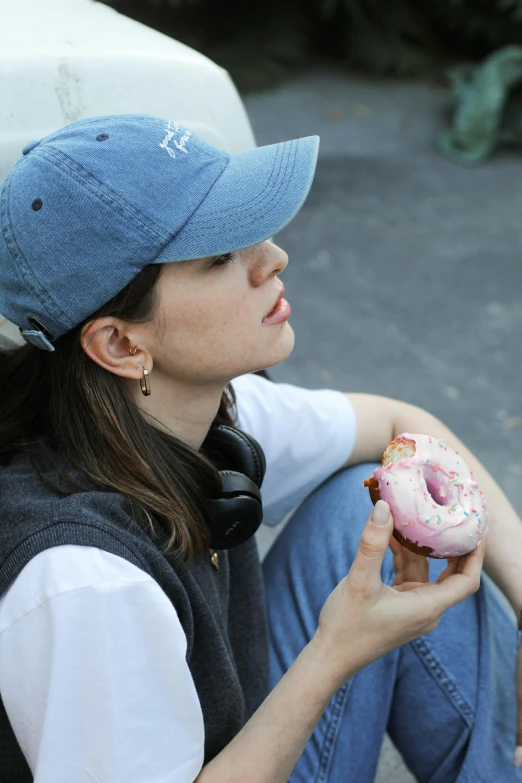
[371,500,390,526]
[514,746,522,766]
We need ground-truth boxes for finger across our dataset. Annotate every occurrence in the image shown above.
[400,547,429,585]
[389,536,403,557]
[456,537,487,578]
[435,557,460,584]
[389,533,430,586]
[437,541,487,584]
[422,540,486,612]
[390,542,429,586]
[390,538,406,586]
[349,501,394,590]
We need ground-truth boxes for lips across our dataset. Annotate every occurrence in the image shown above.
[265,286,285,318]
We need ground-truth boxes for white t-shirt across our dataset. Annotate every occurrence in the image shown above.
[0,373,357,783]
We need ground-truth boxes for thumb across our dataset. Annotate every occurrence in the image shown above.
[350,500,394,589]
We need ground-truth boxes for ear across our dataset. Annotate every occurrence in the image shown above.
[80,317,145,381]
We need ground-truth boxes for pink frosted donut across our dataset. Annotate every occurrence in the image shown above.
[363,433,488,558]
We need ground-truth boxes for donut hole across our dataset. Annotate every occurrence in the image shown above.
[425,478,451,506]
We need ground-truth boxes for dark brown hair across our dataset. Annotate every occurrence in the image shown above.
[0,263,239,564]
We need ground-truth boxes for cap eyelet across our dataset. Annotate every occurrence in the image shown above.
[96,133,109,142]
[31,199,43,211]
[26,315,54,340]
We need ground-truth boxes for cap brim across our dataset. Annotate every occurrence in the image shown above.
[153,135,319,262]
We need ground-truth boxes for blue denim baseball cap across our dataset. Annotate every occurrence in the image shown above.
[0,114,319,351]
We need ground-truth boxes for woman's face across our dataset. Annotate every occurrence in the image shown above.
[148,240,294,385]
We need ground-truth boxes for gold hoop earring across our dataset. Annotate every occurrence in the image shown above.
[140,367,151,396]
[129,347,151,396]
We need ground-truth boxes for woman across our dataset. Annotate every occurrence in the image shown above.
[0,114,519,783]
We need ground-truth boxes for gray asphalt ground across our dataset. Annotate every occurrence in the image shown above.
[244,68,522,782]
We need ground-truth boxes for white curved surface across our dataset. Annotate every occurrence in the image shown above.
[0,0,256,347]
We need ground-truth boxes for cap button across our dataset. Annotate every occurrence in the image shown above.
[22,140,40,156]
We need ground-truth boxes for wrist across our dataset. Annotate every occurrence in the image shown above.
[307,630,360,694]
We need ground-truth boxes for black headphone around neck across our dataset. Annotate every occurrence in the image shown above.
[201,424,266,550]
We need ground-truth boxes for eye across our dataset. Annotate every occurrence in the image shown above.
[211,252,234,268]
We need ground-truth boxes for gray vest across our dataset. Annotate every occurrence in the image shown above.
[0,443,269,781]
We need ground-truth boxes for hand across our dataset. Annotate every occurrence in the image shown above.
[313,500,486,689]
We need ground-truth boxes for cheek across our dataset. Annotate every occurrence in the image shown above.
[211,302,263,364]
[186,298,255,334]
[209,285,259,326]
[164,294,260,354]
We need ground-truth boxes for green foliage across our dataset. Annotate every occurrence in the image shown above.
[105,0,522,91]
[333,1,439,76]
[204,2,312,93]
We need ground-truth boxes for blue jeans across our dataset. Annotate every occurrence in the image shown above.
[262,464,522,783]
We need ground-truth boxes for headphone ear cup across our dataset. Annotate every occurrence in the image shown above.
[206,471,263,550]
[202,424,266,488]
[201,424,266,551]
[219,471,262,502]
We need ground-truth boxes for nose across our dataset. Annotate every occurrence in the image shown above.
[249,241,288,287]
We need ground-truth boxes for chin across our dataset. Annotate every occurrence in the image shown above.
[262,326,295,369]
[229,325,294,378]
